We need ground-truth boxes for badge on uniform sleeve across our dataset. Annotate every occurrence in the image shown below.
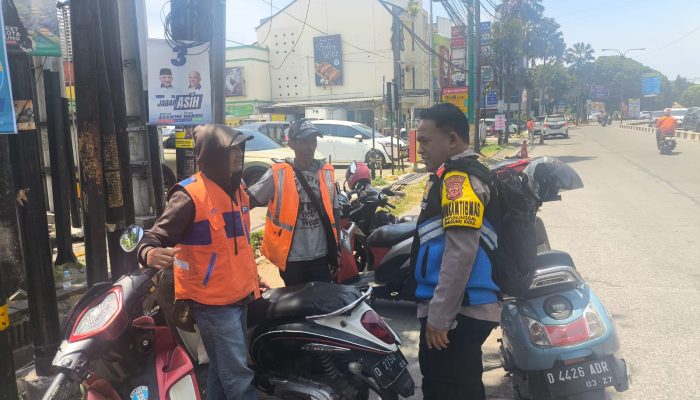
[441,171,484,229]
[444,175,465,200]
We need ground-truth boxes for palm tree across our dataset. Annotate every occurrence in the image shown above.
[565,43,595,122]
[565,42,595,71]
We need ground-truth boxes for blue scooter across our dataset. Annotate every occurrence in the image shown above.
[500,251,629,399]
[498,158,629,399]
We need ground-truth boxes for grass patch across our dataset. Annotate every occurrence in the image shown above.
[385,181,426,217]
[250,230,264,253]
[372,176,389,186]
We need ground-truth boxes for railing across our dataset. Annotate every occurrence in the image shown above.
[620,124,700,141]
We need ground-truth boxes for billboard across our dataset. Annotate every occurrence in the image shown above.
[440,87,469,114]
[313,34,343,86]
[2,0,61,56]
[224,66,244,97]
[590,84,608,101]
[147,39,212,125]
[486,90,498,108]
[642,75,661,97]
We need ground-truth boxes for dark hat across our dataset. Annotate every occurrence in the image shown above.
[159,68,173,76]
[288,119,323,140]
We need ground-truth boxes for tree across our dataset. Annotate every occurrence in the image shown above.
[589,56,663,111]
[671,75,691,102]
[530,63,575,113]
[680,85,700,107]
[565,42,595,71]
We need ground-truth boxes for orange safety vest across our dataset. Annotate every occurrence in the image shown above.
[262,162,338,270]
[172,172,259,305]
[658,116,677,134]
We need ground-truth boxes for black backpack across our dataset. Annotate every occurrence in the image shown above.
[458,157,542,298]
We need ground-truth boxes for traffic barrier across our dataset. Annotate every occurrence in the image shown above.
[620,124,700,141]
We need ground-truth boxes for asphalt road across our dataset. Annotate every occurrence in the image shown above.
[371,123,700,399]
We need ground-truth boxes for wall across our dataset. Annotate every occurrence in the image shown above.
[256,0,430,107]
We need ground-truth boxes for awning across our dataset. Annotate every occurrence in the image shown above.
[263,97,383,109]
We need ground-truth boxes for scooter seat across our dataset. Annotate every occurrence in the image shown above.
[247,282,362,326]
[535,250,576,270]
[367,222,416,248]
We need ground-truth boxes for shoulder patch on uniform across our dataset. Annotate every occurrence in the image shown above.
[179,176,197,187]
[444,175,466,200]
[441,170,484,229]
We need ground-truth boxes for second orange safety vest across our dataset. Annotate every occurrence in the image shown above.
[262,162,338,270]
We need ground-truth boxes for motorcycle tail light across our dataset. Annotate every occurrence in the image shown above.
[544,317,589,346]
[361,310,395,345]
[70,287,125,342]
[583,303,606,339]
[522,316,551,346]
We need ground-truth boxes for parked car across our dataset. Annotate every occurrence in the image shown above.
[670,108,689,129]
[543,114,569,138]
[683,107,700,132]
[163,128,322,188]
[649,110,665,127]
[481,118,519,136]
[311,120,401,165]
[533,115,546,134]
[639,111,651,120]
[237,121,290,145]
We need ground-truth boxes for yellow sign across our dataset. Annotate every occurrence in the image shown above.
[0,303,9,332]
[175,131,194,149]
[271,114,286,122]
[440,87,469,114]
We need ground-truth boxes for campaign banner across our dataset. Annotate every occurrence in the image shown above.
[224,66,244,97]
[440,87,469,114]
[2,0,61,56]
[313,34,343,86]
[147,39,212,126]
[642,75,661,97]
[480,21,491,46]
[0,8,17,134]
[481,65,493,82]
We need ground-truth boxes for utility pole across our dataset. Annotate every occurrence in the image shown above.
[390,5,403,176]
[474,0,481,153]
[209,0,225,124]
[44,64,78,268]
[429,0,435,106]
[8,55,61,376]
[71,0,109,285]
[467,0,475,129]
[98,0,135,278]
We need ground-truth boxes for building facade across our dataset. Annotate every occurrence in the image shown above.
[228,0,432,130]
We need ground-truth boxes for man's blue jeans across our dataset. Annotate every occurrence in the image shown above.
[190,303,256,400]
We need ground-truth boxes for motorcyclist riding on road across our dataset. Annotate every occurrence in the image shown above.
[655,108,678,143]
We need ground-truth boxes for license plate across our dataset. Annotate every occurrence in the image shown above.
[545,358,616,397]
[371,351,409,388]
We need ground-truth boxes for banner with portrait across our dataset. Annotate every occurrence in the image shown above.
[2,0,61,56]
[147,39,212,125]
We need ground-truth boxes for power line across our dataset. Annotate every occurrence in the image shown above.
[641,24,700,55]
[258,0,274,45]
[258,0,394,61]
[270,0,310,70]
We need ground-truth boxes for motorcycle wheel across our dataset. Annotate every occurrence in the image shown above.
[353,235,369,272]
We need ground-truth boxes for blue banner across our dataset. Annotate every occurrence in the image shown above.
[0,8,17,134]
[642,75,661,97]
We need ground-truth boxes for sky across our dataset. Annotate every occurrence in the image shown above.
[145,0,700,81]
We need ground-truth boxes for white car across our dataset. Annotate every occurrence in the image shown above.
[311,120,401,166]
[543,114,569,138]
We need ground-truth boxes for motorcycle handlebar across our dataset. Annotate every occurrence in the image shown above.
[41,373,67,400]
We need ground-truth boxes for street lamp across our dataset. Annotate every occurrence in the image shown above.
[601,48,646,123]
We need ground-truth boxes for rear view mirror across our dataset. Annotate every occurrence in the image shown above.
[349,161,357,174]
[120,225,144,253]
[354,134,363,142]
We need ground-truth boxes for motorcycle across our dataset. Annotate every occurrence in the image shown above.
[42,227,415,400]
[498,157,629,400]
[657,131,677,154]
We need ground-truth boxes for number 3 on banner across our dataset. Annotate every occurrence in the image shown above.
[171,45,187,66]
